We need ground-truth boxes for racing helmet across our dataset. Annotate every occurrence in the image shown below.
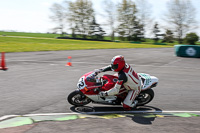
[111,55,125,72]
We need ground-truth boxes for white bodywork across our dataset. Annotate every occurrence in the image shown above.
[138,73,159,90]
[86,95,117,103]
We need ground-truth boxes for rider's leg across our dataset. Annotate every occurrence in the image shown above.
[123,89,140,110]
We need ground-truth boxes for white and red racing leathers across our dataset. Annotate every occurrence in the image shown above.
[100,63,141,110]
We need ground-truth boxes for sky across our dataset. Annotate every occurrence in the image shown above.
[0,0,199,36]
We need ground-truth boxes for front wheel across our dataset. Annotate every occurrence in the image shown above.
[136,89,154,106]
[67,90,91,106]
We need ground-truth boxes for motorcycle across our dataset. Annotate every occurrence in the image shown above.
[67,71,158,108]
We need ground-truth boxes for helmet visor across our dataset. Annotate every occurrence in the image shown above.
[111,64,118,70]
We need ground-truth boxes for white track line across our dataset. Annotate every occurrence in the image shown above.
[162,58,183,66]
[0,115,19,121]
[1,111,200,121]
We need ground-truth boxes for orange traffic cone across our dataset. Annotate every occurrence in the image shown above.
[66,56,72,66]
[0,52,8,71]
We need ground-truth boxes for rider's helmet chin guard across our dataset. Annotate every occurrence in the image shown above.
[111,55,125,72]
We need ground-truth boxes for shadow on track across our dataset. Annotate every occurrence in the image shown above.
[70,105,162,113]
[129,115,156,125]
[70,105,162,125]
[129,106,162,125]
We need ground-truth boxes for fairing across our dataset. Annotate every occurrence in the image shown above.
[76,71,158,104]
[138,73,159,90]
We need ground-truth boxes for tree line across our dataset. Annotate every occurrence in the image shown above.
[49,0,198,44]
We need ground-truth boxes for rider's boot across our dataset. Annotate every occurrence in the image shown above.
[131,100,138,108]
[123,100,138,111]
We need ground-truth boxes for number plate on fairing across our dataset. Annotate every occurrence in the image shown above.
[77,77,86,90]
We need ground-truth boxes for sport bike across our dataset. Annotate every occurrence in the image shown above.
[68,71,158,107]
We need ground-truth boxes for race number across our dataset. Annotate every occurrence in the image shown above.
[77,77,86,90]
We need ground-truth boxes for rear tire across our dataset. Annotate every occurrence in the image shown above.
[136,89,154,106]
[67,90,91,106]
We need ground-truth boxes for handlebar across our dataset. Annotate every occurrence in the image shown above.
[86,72,98,82]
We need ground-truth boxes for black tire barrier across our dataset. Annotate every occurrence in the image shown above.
[154,43,166,45]
[174,45,200,58]
[130,41,141,44]
[56,37,112,42]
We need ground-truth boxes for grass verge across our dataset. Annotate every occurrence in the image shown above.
[0,36,172,53]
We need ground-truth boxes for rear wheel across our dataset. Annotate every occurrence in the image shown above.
[136,89,154,106]
[67,90,91,106]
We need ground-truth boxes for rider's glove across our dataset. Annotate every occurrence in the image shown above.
[99,91,108,97]
[94,69,102,75]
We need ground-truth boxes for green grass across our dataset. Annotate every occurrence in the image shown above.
[0,31,174,52]
[0,35,172,52]
[0,31,60,38]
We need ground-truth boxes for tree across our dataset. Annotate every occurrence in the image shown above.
[184,33,199,45]
[130,19,144,41]
[163,29,174,43]
[88,17,106,40]
[67,0,94,38]
[102,0,116,41]
[117,0,141,41]
[153,22,161,43]
[135,0,152,38]
[164,0,197,43]
[49,3,66,36]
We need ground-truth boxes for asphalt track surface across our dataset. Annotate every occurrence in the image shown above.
[0,48,200,133]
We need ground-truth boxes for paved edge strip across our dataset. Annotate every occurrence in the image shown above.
[1,110,200,121]
[0,111,200,129]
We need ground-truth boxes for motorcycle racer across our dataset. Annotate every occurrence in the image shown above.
[95,55,141,110]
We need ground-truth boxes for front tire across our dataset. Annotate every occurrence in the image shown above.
[136,89,154,106]
[67,90,91,106]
